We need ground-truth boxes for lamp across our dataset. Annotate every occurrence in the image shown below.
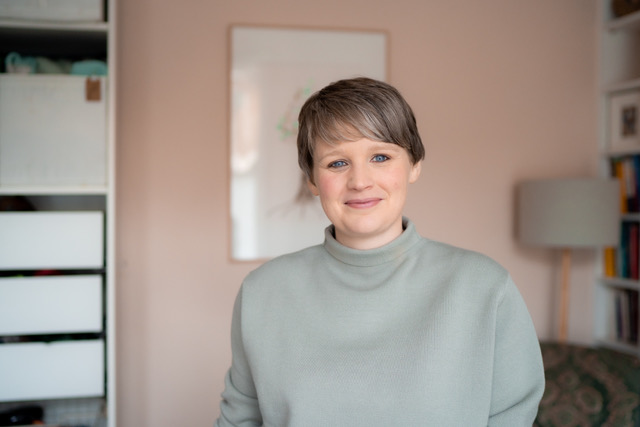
[517,178,620,343]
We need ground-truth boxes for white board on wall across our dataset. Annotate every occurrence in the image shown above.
[229,26,387,260]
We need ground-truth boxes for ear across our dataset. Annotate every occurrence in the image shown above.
[409,161,422,184]
[307,177,320,196]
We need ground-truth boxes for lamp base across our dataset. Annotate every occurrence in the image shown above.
[559,248,571,343]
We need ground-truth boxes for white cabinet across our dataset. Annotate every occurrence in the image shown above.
[0,1,116,425]
[0,340,105,402]
[0,275,103,335]
[0,212,104,269]
[0,0,104,22]
[595,0,640,357]
[0,74,107,187]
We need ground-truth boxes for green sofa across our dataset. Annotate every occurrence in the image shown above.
[535,342,640,426]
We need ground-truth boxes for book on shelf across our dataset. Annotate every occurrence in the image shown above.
[610,154,640,214]
[612,157,627,213]
[620,221,628,278]
[607,219,640,280]
[631,222,639,280]
[612,288,639,345]
[604,246,617,277]
[607,155,640,281]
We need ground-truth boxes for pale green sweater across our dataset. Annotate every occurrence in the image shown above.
[216,219,544,426]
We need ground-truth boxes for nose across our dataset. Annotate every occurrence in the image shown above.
[347,163,373,190]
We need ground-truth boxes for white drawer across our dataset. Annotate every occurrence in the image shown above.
[0,275,102,335]
[0,0,104,22]
[0,74,107,187]
[0,340,104,402]
[0,212,104,269]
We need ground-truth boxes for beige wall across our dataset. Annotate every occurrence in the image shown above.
[116,0,598,425]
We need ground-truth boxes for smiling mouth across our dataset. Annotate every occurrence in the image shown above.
[345,198,381,209]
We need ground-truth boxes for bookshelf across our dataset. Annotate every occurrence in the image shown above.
[595,0,640,357]
[0,1,117,426]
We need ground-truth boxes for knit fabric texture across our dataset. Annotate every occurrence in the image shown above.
[216,218,545,426]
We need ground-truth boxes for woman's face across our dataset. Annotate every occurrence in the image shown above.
[308,137,421,250]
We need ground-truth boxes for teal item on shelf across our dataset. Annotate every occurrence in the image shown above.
[5,53,108,76]
[5,52,37,74]
[5,52,73,74]
[36,57,72,74]
[71,60,108,76]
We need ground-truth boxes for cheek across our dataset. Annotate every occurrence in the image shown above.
[314,174,345,203]
[382,168,409,191]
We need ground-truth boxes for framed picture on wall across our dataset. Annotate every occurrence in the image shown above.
[610,90,640,153]
[229,25,387,261]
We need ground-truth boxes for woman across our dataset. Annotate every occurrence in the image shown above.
[216,77,544,426]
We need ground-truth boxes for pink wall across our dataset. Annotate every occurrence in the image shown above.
[116,0,598,425]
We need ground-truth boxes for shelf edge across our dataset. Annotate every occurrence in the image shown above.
[600,276,640,291]
[602,77,640,94]
[0,186,108,195]
[606,9,640,32]
[0,19,108,32]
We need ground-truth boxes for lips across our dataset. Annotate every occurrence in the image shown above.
[344,198,381,209]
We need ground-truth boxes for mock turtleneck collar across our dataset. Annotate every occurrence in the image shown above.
[322,217,422,267]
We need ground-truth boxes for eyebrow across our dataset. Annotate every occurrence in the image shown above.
[314,150,341,164]
[314,142,402,163]
[370,142,403,151]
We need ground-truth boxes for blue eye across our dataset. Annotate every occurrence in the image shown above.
[329,160,347,168]
[372,154,389,162]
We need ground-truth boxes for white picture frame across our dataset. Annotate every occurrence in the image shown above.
[610,90,640,153]
[229,25,387,261]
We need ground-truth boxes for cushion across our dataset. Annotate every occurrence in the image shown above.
[535,342,640,426]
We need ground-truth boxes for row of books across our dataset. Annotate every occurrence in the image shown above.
[612,288,639,345]
[611,155,640,213]
[607,155,639,346]
[604,220,639,279]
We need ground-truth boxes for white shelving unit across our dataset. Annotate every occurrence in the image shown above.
[595,0,640,358]
[0,1,116,426]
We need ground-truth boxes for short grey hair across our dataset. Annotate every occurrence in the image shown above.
[297,77,425,182]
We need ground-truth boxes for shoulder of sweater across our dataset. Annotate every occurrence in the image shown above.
[244,244,325,283]
[419,237,508,277]
[418,238,513,302]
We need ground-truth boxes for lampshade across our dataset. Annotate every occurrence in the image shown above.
[517,178,621,248]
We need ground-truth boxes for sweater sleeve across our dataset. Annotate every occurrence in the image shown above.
[488,275,545,426]
[215,287,263,427]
